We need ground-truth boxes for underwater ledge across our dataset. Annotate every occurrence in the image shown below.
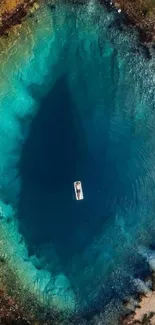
[1,0,155,324]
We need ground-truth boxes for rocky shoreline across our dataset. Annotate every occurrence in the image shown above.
[100,0,155,44]
[1,0,155,49]
[1,0,155,46]
[65,0,155,46]
[0,0,39,36]
[0,257,40,325]
[0,253,65,325]
[120,271,155,325]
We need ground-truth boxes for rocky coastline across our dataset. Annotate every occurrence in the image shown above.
[100,0,155,44]
[120,271,155,325]
[0,0,39,36]
[0,0,155,45]
[0,253,64,325]
[0,256,40,325]
[1,0,155,49]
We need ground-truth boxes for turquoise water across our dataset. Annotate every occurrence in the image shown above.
[1,2,155,322]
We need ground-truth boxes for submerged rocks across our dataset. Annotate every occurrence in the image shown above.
[133,279,152,296]
[151,272,155,291]
[67,0,155,48]
[99,0,155,45]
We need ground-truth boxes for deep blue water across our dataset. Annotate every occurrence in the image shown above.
[19,72,135,263]
[1,2,155,321]
[19,76,103,261]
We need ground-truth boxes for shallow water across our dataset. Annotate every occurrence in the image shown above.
[1,1,155,321]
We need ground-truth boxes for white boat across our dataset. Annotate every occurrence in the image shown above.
[74,181,84,200]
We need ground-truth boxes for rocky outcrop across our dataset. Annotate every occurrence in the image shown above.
[0,0,39,36]
[121,273,155,325]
